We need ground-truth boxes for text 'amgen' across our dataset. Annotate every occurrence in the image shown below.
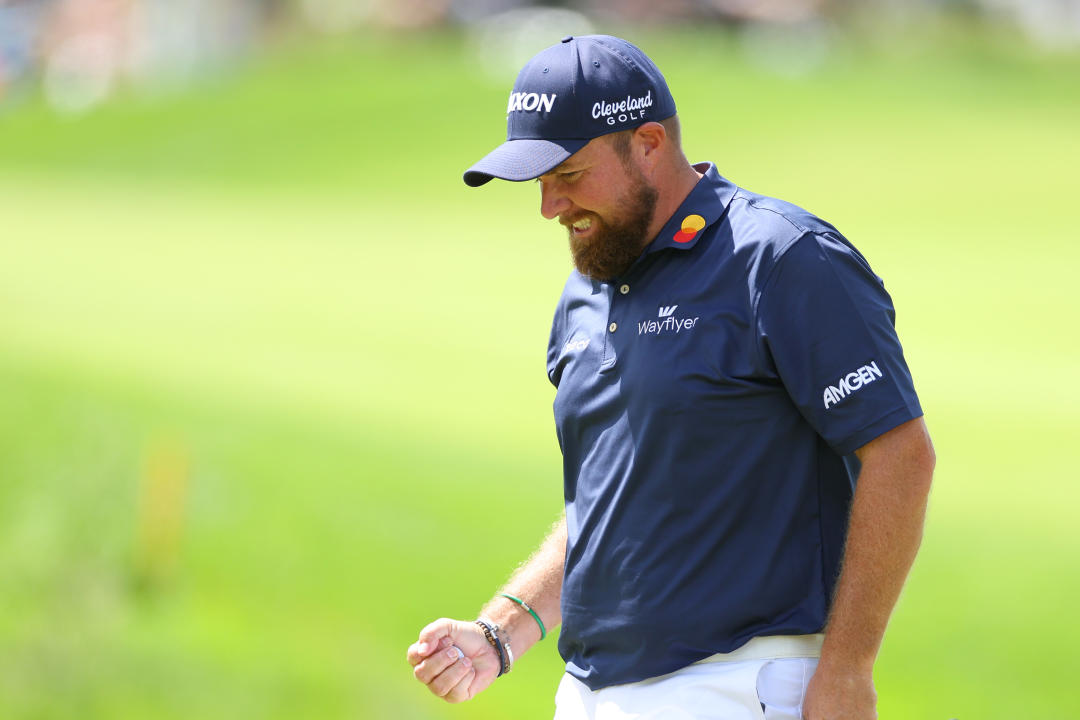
[823,361,883,410]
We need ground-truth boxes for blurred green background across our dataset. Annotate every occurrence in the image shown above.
[2,6,1079,719]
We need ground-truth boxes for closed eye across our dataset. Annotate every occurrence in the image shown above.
[537,169,584,186]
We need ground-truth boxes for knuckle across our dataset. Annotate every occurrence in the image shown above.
[434,665,468,698]
[422,617,450,638]
[432,677,454,698]
[414,660,437,684]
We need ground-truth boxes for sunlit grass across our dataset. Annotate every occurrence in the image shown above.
[1,24,1078,719]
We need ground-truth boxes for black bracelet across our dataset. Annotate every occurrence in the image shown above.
[475,618,511,676]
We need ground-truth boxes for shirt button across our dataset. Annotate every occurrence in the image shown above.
[609,322,618,333]
[619,284,630,295]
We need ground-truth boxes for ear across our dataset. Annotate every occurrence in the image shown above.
[632,122,667,167]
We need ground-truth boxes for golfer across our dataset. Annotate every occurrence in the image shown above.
[407,34,935,720]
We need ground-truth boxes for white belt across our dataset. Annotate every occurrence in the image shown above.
[693,634,824,665]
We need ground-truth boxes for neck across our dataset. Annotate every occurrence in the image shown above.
[642,158,705,247]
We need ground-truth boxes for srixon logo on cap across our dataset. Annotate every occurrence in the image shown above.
[507,92,557,113]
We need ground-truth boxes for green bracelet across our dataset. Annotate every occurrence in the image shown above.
[498,592,547,641]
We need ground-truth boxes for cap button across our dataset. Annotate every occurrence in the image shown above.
[561,35,573,43]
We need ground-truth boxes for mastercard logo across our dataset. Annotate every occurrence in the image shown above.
[673,214,706,243]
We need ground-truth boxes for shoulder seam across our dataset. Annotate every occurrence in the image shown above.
[757,231,816,297]
[741,193,815,235]
[750,231,818,372]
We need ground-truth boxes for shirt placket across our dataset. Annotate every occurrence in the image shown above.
[601,281,632,370]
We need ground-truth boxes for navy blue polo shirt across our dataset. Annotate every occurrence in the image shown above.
[546,163,922,690]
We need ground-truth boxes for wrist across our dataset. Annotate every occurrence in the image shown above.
[498,592,548,641]
[818,619,883,676]
[475,617,513,676]
[817,644,876,677]
[482,596,544,650]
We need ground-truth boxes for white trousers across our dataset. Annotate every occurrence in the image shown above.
[553,635,822,720]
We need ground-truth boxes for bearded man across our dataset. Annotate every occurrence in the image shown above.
[407,35,935,720]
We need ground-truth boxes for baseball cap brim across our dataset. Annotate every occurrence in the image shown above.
[463,137,589,187]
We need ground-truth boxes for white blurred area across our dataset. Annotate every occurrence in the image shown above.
[983,0,1080,49]
[465,7,594,83]
[2,0,1080,113]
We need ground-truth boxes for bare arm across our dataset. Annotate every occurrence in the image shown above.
[481,513,566,655]
[406,514,567,703]
[803,416,936,719]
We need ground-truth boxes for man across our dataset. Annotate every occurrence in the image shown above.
[407,35,935,720]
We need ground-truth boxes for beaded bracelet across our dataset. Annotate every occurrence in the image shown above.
[498,592,547,641]
[475,618,511,676]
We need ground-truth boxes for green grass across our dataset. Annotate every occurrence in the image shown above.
[1,23,1078,719]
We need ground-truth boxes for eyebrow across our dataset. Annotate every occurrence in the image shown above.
[538,157,590,181]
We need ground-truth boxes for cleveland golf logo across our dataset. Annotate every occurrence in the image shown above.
[592,90,652,125]
[507,91,557,113]
[823,361,884,410]
[638,304,698,336]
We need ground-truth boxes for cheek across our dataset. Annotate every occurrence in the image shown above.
[573,183,621,216]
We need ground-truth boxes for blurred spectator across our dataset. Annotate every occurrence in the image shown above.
[982,0,1080,48]
[0,0,261,113]
[298,0,451,32]
[0,0,47,104]
[3,0,1079,114]
[587,0,824,23]
[465,6,594,82]
[39,0,135,112]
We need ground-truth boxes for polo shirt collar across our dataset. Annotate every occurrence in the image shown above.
[643,162,736,255]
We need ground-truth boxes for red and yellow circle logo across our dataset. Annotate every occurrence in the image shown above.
[674,214,706,243]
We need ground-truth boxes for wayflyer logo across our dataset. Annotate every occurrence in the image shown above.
[638,304,699,336]
[674,214,706,243]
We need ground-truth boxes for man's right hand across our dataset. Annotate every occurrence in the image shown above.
[406,618,501,703]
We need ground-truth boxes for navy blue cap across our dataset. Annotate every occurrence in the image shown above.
[463,35,677,187]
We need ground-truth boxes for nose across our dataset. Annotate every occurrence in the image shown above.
[539,178,571,220]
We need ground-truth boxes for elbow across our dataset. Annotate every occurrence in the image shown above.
[895,418,936,497]
[913,432,936,495]
[904,415,936,493]
[855,416,936,497]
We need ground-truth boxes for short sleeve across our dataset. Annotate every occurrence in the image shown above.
[756,233,922,455]
[547,303,564,387]
[547,285,571,387]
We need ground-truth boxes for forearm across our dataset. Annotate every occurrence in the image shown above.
[479,513,566,660]
[819,418,935,673]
